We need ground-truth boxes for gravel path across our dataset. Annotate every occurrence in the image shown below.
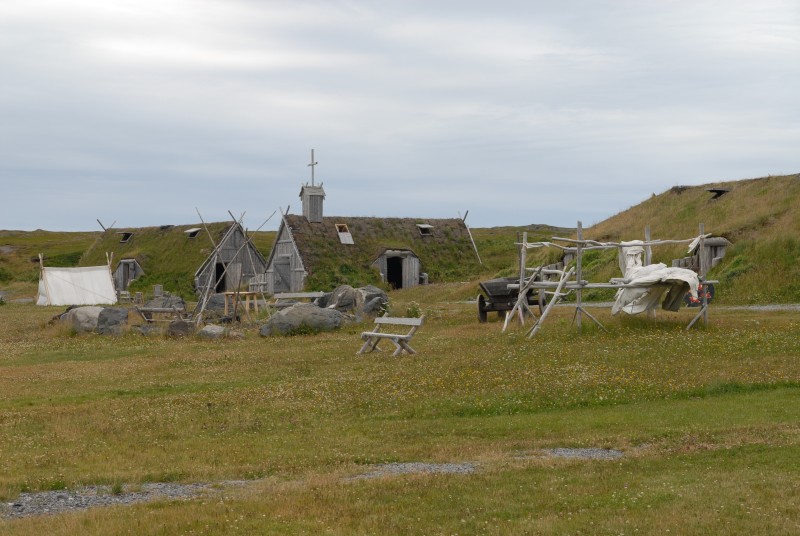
[2,481,247,519]
[348,462,477,480]
[3,452,621,518]
[541,448,624,459]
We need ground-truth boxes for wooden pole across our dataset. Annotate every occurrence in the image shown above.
[517,232,527,325]
[645,226,656,320]
[575,221,583,331]
[700,223,708,326]
[687,223,710,331]
[527,267,575,338]
[460,210,483,265]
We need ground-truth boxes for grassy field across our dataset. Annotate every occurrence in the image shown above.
[1,287,799,534]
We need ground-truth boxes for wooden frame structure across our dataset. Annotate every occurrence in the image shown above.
[503,223,718,337]
[192,210,275,325]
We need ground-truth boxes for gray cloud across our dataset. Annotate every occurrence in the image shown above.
[1,0,798,231]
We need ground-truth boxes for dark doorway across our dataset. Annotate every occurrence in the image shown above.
[273,255,291,293]
[214,262,227,292]
[387,256,403,289]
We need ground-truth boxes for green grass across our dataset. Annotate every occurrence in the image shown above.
[1,293,799,533]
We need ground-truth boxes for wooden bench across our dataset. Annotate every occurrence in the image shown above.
[357,315,425,356]
[271,292,325,308]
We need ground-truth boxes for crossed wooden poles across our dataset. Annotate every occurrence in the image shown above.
[501,224,716,337]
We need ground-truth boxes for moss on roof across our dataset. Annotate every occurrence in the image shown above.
[81,223,232,269]
[281,215,482,289]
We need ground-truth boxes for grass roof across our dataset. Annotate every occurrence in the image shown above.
[80,223,274,297]
[282,215,483,289]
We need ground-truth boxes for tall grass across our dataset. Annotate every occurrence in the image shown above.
[1,295,799,533]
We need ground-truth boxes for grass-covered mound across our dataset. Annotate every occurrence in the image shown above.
[469,174,800,304]
[0,230,99,298]
[80,224,276,298]
[585,174,800,303]
[282,215,483,290]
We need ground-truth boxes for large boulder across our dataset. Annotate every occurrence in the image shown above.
[97,307,129,336]
[197,324,226,340]
[325,285,388,316]
[167,320,194,338]
[326,285,359,312]
[357,285,389,315]
[202,293,227,311]
[259,303,352,337]
[62,306,103,333]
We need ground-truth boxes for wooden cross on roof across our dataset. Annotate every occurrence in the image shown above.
[308,149,318,186]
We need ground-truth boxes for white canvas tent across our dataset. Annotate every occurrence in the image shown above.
[37,266,117,306]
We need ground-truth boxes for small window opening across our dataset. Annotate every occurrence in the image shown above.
[336,223,354,245]
[184,228,201,239]
[417,224,434,236]
[118,232,134,243]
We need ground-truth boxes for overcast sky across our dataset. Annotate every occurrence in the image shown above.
[1,0,798,232]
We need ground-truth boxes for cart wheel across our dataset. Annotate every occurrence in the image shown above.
[477,294,488,323]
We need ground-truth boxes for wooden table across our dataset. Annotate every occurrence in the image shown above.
[223,291,261,315]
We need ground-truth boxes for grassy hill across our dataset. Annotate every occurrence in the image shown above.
[0,230,99,298]
[580,174,800,303]
[466,174,799,305]
[0,227,276,300]
[2,174,798,304]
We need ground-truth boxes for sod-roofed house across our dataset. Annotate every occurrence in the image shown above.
[80,222,268,297]
[265,183,481,293]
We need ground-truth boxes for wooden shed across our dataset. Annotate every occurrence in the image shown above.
[265,213,479,293]
[113,258,145,291]
[672,236,732,277]
[194,222,268,293]
[371,248,421,290]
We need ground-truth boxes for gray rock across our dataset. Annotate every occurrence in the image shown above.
[135,324,163,337]
[167,320,194,338]
[315,292,331,308]
[361,296,386,316]
[227,330,245,340]
[197,324,225,340]
[202,293,227,311]
[359,285,388,307]
[327,285,358,312]
[144,295,186,311]
[62,306,104,333]
[259,302,352,336]
[97,307,129,335]
[325,285,388,315]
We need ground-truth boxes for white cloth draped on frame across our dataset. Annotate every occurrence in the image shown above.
[612,241,698,315]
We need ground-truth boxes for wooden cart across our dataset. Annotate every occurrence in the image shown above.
[477,276,546,323]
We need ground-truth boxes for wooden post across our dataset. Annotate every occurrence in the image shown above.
[518,232,527,325]
[460,211,483,265]
[575,221,583,331]
[528,267,575,338]
[700,223,708,326]
[645,226,655,320]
